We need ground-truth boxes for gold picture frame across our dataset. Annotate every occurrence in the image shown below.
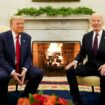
[32,0,80,2]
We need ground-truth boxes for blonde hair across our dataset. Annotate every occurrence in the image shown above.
[10,16,24,25]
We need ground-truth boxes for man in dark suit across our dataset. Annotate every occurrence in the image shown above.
[0,16,44,105]
[65,13,105,105]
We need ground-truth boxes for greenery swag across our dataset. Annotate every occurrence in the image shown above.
[15,6,94,17]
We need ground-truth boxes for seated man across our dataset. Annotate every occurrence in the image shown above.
[65,13,105,105]
[0,16,44,105]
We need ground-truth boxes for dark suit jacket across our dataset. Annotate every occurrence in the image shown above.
[0,30,32,74]
[75,30,105,68]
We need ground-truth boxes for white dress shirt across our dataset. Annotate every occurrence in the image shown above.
[11,30,27,75]
[12,30,21,64]
[92,29,103,49]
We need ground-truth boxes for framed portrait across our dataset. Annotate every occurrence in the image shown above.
[32,0,80,2]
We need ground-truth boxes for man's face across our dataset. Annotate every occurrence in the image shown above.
[90,15,103,32]
[11,18,24,35]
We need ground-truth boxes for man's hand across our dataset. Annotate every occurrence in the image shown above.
[11,71,23,85]
[98,64,105,76]
[65,61,77,70]
[20,69,27,85]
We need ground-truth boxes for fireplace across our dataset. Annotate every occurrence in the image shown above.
[32,41,80,76]
[24,16,89,76]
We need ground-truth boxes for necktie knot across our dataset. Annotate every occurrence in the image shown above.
[16,35,19,39]
[93,33,98,57]
[96,33,98,36]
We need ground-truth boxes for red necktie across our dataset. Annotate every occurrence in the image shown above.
[93,34,98,57]
[16,36,20,73]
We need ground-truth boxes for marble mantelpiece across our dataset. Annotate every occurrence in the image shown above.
[24,15,90,42]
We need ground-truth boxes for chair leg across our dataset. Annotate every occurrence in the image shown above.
[16,84,18,92]
[91,86,94,93]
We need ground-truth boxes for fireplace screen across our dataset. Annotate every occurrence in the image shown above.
[32,41,80,76]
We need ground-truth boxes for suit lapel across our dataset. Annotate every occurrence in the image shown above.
[21,34,27,65]
[88,31,93,52]
[98,30,105,51]
[8,31,15,63]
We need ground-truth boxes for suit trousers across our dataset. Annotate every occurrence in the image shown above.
[0,68,9,104]
[66,64,100,103]
[22,66,44,97]
[0,66,44,104]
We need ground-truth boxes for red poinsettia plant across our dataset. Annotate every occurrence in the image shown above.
[17,91,71,105]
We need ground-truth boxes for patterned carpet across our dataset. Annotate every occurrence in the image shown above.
[8,76,100,92]
[8,76,100,105]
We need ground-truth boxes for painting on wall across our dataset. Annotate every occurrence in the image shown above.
[32,0,80,2]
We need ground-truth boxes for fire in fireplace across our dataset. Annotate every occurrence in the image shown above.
[46,43,63,67]
[32,41,80,76]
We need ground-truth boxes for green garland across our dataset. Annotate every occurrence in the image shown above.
[15,6,94,16]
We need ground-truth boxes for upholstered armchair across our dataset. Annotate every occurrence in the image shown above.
[77,76,100,93]
[76,58,100,93]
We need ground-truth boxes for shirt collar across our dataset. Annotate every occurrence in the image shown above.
[12,30,21,39]
[93,29,103,37]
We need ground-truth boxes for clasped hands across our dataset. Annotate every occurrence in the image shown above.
[11,70,26,86]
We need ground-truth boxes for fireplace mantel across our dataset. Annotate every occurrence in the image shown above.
[24,15,90,20]
[24,15,90,42]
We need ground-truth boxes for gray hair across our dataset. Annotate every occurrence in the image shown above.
[90,13,104,22]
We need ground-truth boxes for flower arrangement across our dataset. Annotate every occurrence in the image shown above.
[17,92,71,105]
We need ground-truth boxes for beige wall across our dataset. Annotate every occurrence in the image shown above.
[0,0,105,26]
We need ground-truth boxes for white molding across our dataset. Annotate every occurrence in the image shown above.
[24,15,90,42]
[24,15,90,20]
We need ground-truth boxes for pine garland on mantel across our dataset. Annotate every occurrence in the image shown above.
[15,6,94,17]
